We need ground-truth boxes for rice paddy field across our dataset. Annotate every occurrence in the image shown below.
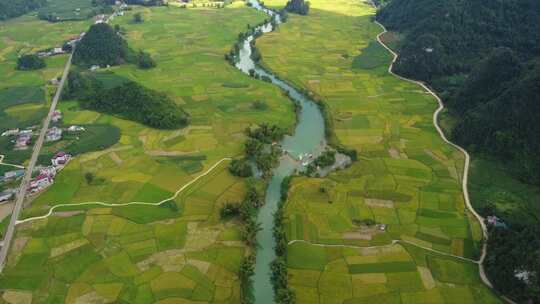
[0,3,296,303]
[256,0,501,302]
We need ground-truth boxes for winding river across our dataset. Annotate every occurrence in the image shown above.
[234,1,326,302]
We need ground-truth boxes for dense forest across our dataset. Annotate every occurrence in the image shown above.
[65,71,189,129]
[377,0,540,183]
[377,0,540,301]
[73,23,132,67]
[0,0,45,20]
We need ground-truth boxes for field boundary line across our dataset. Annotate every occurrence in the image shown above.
[0,155,25,169]
[374,20,496,291]
[16,157,231,225]
[287,239,477,263]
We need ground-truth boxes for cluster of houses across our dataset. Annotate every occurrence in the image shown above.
[1,128,34,150]
[1,110,66,150]
[0,151,72,202]
[29,152,71,194]
[37,47,66,58]
[0,170,24,203]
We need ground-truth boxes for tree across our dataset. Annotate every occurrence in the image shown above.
[133,12,143,23]
[229,159,253,177]
[84,172,95,184]
[284,0,309,15]
[0,0,46,20]
[16,54,45,70]
[137,50,156,69]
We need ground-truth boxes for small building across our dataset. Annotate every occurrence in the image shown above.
[19,129,33,135]
[377,224,387,231]
[46,127,62,142]
[0,190,14,203]
[15,134,31,149]
[486,215,508,229]
[53,47,64,54]
[1,129,19,137]
[51,151,71,167]
[95,14,106,24]
[30,174,52,190]
[4,170,24,180]
[52,110,62,123]
[90,65,100,71]
[50,78,60,86]
[67,125,85,132]
[39,166,56,178]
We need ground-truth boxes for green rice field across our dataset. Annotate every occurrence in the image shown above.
[256,0,501,302]
[0,3,295,303]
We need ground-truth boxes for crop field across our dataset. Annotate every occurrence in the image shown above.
[287,241,499,303]
[21,3,295,217]
[0,15,91,164]
[0,161,249,303]
[1,3,295,303]
[38,0,98,21]
[256,0,499,302]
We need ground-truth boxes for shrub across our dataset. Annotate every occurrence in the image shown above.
[16,55,45,70]
[137,50,156,69]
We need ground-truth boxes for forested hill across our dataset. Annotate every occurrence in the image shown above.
[0,0,46,20]
[376,0,540,184]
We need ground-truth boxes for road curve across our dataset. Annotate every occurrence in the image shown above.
[373,21,496,291]
[0,53,74,272]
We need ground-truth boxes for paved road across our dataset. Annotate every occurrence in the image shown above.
[0,53,73,272]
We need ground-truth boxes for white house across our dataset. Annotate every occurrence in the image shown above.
[46,127,62,142]
[52,110,62,123]
[67,125,85,132]
[51,152,71,167]
[53,47,64,54]
[15,134,31,149]
[1,129,19,137]
[30,174,52,190]
[39,166,56,178]
[0,191,14,203]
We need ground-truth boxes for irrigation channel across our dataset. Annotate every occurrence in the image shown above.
[233,0,327,302]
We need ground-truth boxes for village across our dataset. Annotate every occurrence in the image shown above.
[0,108,84,204]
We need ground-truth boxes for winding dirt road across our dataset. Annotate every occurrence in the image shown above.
[15,158,231,225]
[374,20,496,291]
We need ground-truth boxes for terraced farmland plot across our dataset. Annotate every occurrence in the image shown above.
[0,163,249,303]
[256,0,500,302]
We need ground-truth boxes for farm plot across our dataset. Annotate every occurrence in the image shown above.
[256,0,498,302]
[0,162,248,303]
[286,242,500,304]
